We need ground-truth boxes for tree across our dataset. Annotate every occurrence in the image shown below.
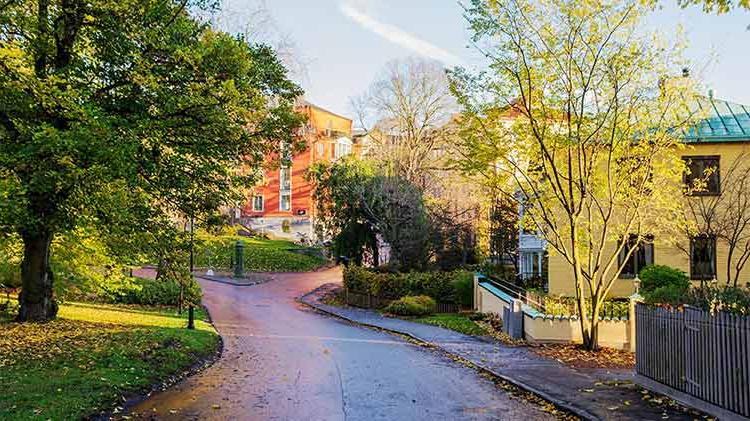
[452,0,697,349]
[677,0,749,13]
[677,153,750,286]
[352,57,456,191]
[309,158,432,270]
[0,0,304,321]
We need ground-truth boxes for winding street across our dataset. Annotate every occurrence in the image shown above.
[127,267,555,420]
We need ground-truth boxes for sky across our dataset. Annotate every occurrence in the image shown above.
[216,0,750,121]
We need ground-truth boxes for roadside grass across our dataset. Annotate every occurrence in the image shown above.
[0,301,219,420]
[195,234,327,272]
[412,313,489,336]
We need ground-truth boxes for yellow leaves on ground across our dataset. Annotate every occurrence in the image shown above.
[0,319,129,368]
[0,301,213,368]
[533,343,635,369]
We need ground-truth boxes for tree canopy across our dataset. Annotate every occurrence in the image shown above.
[452,0,700,349]
[0,0,304,320]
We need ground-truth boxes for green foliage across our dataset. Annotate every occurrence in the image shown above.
[193,230,326,272]
[686,286,750,315]
[0,0,304,319]
[384,295,436,316]
[113,276,202,307]
[645,284,690,306]
[639,265,691,294]
[639,265,691,305]
[533,294,630,319]
[452,271,474,308]
[343,265,471,304]
[309,159,432,270]
[0,234,21,288]
[0,301,219,420]
[413,313,488,336]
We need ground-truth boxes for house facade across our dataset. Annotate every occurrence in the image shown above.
[241,101,354,239]
[520,97,750,297]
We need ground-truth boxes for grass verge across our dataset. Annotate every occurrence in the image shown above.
[195,234,327,272]
[412,313,488,336]
[0,301,220,420]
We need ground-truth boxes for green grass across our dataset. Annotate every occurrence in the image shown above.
[413,313,489,336]
[194,234,327,272]
[0,301,219,420]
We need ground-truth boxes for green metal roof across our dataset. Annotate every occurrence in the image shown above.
[683,97,750,142]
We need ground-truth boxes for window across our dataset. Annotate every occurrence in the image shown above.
[280,166,291,211]
[690,235,716,280]
[252,195,264,212]
[334,137,353,159]
[618,235,654,278]
[315,142,325,158]
[280,193,291,212]
[684,156,720,195]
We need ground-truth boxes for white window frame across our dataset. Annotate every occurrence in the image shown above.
[252,195,264,212]
[334,137,353,160]
[280,166,292,211]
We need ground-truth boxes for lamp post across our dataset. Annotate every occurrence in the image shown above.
[234,240,244,278]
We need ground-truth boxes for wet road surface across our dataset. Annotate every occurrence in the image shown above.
[127,268,555,420]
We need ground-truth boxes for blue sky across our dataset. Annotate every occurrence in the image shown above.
[218,0,750,119]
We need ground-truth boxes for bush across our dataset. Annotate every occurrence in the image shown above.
[686,285,750,315]
[113,276,202,306]
[384,295,436,316]
[452,271,474,308]
[644,284,689,306]
[639,265,690,294]
[343,266,472,304]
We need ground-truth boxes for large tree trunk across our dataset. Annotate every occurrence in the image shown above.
[17,230,58,321]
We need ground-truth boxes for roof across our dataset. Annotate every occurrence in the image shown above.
[683,97,750,142]
[296,99,352,123]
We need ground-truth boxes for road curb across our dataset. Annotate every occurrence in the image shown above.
[195,274,272,287]
[297,287,598,421]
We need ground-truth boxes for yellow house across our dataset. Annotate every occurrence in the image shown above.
[522,97,750,297]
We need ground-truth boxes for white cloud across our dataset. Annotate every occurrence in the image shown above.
[339,1,463,67]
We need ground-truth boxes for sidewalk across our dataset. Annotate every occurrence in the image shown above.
[300,284,707,421]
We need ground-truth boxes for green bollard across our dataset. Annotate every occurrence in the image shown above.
[234,240,244,278]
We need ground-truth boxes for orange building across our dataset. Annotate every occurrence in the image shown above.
[242,101,354,239]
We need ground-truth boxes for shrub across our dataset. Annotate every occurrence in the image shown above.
[644,284,689,306]
[384,295,436,316]
[639,265,690,294]
[686,285,750,315]
[113,276,202,306]
[452,271,474,307]
[342,266,472,304]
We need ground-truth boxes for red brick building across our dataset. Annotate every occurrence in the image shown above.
[242,101,354,239]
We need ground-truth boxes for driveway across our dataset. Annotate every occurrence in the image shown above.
[126,268,555,420]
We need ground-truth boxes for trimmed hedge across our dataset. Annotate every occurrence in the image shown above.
[384,295,436,316]
[109,276,202,307]
[640,265,691,306]
[343,265,472,305]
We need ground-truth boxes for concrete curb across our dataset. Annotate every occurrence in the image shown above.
[195,274,272,287]
[297,287,598,421]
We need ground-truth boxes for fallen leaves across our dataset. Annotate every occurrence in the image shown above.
[532,343,635,369]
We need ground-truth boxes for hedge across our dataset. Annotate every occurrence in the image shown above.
[384,296,436,316]
[343,265,472,305]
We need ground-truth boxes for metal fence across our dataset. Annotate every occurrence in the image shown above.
[344,290,460,313]
[636,304,750,418]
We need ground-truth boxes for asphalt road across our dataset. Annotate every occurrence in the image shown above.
[127,268,555,420]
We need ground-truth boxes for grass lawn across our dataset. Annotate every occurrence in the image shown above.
[195,234,327,272]
[413,313,489,336]
[0,301,219,420]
